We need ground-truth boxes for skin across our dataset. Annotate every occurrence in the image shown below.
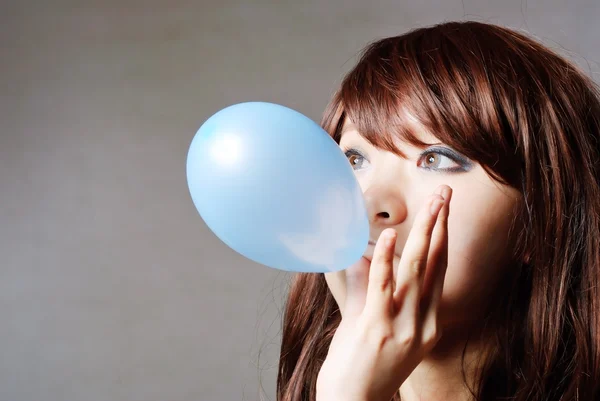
[320,116,522,401]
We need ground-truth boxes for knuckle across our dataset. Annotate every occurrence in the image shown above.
[422,329,438,347]
[373,276,393,292]
[422,323,441,348]
[396,328,416,347]
[437,207,448,224]
[362,323,394,350]
[419,213,436,231]
[409,259,424,276]
[374,252,393,267]
[437,214,448,226]
[421,224,434,237]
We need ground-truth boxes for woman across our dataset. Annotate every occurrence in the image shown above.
[276,21,600,401]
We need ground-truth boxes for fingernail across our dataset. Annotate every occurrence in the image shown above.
[430,198,444,215]
[434,186,444,196]
[441,186,451,200]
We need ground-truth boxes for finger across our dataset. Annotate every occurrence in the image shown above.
[393,193,445,306]
[342,256,371,319]
[421,187,451,333]
[364,228,397,317]
[421,186,452,308]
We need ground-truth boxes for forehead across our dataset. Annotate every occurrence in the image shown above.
[339,113,440,146]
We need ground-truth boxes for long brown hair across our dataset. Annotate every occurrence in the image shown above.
[276,21,600,401]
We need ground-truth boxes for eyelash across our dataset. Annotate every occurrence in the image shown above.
[343,146,473,173]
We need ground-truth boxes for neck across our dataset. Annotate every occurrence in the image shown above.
[399,324,492,401]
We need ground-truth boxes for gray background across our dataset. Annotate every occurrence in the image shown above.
[1,1,598,400]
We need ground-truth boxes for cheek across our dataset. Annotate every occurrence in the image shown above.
[438,192,520,325]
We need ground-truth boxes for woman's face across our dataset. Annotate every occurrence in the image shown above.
[324,117,522,329]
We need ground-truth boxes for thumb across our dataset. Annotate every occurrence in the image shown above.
[342,256,371,319]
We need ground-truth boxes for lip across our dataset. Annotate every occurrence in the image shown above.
[364,240,402,262]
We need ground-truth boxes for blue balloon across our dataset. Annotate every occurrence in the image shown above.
[186,102,369,273]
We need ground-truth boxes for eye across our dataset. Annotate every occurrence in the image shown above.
[344,148,370,170]
[418,147,473,172]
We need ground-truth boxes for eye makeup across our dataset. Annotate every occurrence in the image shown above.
[417,146,474,173]
[342,144,473,173]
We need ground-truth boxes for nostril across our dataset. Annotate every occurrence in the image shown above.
[377,212,390,218]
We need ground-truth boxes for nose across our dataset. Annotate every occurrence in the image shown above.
[363,185,407,227]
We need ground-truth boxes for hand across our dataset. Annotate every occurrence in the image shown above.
[316,186,452,401]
